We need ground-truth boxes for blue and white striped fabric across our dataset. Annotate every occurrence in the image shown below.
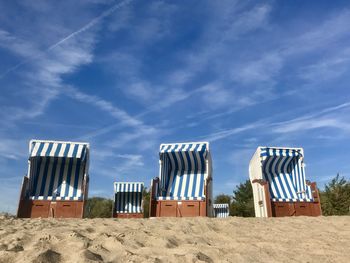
[114,182,143,213]
[30,141,87,159]
[260,147,313,202]
[213,204,229,218]
[27,140,89,201]
[157,142,208,201]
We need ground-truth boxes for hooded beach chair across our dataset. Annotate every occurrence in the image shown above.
[150,142,213,217]
[249,146,321,217]
[17,140,90,218]
[213,203,229,218]
[113,182,144,218]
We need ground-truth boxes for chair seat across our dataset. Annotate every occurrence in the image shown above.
[271,198,313,202]
[156,196,205,201]
[28,196,83,201]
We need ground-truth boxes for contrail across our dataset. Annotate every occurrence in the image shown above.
[0,0,133,79]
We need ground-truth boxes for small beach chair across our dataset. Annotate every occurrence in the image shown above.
[213,203,229,218]
[17,140,90,218]
[113,182,144,218]
[150,142,213,217]
[249,146,322,217]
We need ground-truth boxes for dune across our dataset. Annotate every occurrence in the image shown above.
[0,215,349,263]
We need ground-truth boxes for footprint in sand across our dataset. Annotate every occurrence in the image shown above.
[166,237,179,248]
[196,252,213,263]
[33,249,61,263]
[82,249,103,262]
[6,242,24,252]
[85,227,95,233]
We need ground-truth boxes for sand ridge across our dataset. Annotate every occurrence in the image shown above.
[0,216,349,262]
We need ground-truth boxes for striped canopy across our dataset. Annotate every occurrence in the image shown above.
[114,182,144,193]
[114,182,143,214]
[27,140,89,201]
[260,147,313,202]
[213,203,229,218]
[160,142,208,153]
[157,142,209,201]
[30,140,88,159]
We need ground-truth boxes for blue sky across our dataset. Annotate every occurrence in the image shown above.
[1,0,350,213]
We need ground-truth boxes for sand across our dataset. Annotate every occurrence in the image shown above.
[0,216,349,263]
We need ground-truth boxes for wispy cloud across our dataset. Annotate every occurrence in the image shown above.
[230,52,282,85]
[199,82,235,109]
[98,2,274,118]
[0,139,27,160]
[200,101,350,142]
[0,176,23,213]
[298,48,350,82]
[92,153,145,179]
[272,115,350,134]
[65,86,144,128]
[0,29,95,121]
[284,9,350,56]
[116,153,144,168]
[0,0,133,79]
[0,0,137,129]
[201,120,267,142]
[271,101,350,133]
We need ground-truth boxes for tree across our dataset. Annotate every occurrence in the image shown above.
[231,180,255,217]
[320,174,350,216]
[214,194,232,205]
[84,197,113,218]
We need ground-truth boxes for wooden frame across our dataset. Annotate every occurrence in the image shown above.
[112,199,144,219]
[149,177,210,217]
[17,200,85,218]
[252,179,322,217]
[17,175,88,219]
[112,213,143,219]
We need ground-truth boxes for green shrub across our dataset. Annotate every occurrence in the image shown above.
[84,197,113,218]
[231,180,255,217]
[320,174,350,216]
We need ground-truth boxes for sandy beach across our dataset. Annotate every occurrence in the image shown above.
[0,216,349,263]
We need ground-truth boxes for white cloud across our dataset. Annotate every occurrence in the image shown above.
[97,2,273,116]
[0,176,24,214]
[93,153,145,179]
[171,3,272,85]
[0,28,95,120]
[0,139,27,160]
[273,116,350,134]
[222,4,271,39]
[231,52,283,85]
[269,101,350,135]
[127,82,156,102]
[0,0,134,124]
[46,0,133,51]
[137,87,202,117]
[201,120,267,142]
[99,51,140,78]
[199,82,234,109]
[117,154,144,164]
[284,9,350,56]
[107,126,159,150]
[0,29,39,59]
[299,48,350,82]
[200,101,350,142]
[65,86,144,128]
